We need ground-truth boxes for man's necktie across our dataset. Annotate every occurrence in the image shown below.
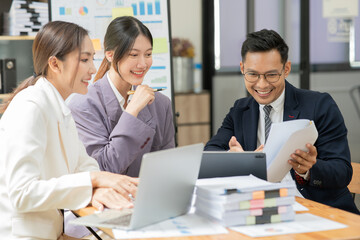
[264,105,273,143]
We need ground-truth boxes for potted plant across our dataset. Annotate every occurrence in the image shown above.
[172,38,195,93]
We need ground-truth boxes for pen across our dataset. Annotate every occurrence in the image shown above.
[127,88,166,95]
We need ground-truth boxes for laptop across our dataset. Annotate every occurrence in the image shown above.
[70,143,204,230]
[198,151,267,180]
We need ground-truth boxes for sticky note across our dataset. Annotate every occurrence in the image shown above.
[264,198,277,208]
[252,190,265,199]
[153,38,168,54]
[239,201,251,210]
[279,188,288,197]
[91,39,102,51]
[246,216,256,225]
[112,7,134,19]
[271,214,281,223]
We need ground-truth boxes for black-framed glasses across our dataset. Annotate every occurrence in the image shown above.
[244,68,284,83]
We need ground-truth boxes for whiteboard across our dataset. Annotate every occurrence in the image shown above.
[49,0,173,100]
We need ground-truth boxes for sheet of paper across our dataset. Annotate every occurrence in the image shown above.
[264,120,318,182]
[195,175,272,188]
[112,213,228,239]
[323,0,358,18]
[231,213,347,237]
[292,201,308,211]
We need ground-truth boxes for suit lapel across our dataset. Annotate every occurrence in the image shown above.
[137,106,155,129]
[98,75,156,130]
[41,78,74,172]
[57,122,70,172]
[100,75,123,129]
[242,100,259,151]
[283,81,300,121]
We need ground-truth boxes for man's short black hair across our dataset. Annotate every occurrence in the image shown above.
[241,29,289,64]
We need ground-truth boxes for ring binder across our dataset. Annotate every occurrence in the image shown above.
[0,59,17,94]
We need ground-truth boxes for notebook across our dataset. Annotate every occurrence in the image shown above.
[198,152,267,180]
[70,143,204,230]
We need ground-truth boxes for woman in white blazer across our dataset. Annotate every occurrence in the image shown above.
[0,21,138,240]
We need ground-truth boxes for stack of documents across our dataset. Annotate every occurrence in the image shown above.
[194,175,296,227]
[3,0,48,36]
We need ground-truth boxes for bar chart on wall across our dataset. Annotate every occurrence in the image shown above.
[49,0,173,100]
[131,0,161,16]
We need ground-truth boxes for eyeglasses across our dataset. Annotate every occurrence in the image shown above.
[243,68,284,83]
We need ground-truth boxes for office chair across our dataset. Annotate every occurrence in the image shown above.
[350,85,360,119]
[349,162,360,200]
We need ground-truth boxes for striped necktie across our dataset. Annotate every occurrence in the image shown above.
[264,105,273,143]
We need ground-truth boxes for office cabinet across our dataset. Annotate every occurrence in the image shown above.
[174,91,210,146]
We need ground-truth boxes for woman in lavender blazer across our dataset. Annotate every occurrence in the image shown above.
[68,16,175,177]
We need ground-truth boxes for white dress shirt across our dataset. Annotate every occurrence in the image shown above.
[257,90,285,147]
[108,72,133,110]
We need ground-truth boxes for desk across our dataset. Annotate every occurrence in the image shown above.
[74,197,360,240]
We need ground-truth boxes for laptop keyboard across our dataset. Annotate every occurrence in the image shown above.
[98,208,133,226]
[103,212,132,226]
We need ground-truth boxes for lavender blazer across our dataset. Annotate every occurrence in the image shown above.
[68,74,175,177]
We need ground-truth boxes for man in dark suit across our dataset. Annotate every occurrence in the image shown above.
[205,29,359,214]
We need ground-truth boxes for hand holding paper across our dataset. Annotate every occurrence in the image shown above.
[264,119,318,182]
[288,143,317,174]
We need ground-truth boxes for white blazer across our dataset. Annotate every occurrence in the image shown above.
[0,78,99,240]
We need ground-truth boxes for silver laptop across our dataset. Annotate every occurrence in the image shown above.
[198,151,267,180]
[70,143,204,230]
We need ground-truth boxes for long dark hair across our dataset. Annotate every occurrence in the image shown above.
[94,16,153,82]
[0,21,88,113]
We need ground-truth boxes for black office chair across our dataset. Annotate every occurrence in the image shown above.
[350,85,360,119]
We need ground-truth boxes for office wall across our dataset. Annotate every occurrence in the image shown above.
[169,0,202,64]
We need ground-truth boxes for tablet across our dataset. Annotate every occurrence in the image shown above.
[198,151,267,180]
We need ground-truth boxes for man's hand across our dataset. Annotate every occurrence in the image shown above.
[288,143,317,174]
[228,136,244,152]
[228,136,264,152]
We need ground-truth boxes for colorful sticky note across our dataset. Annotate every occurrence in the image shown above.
[279,188,288,197]
[252,190,265,199]
[112,7,134,19]
[264,198,277,208]
[153,38,168,54]
[91,39,102,51]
